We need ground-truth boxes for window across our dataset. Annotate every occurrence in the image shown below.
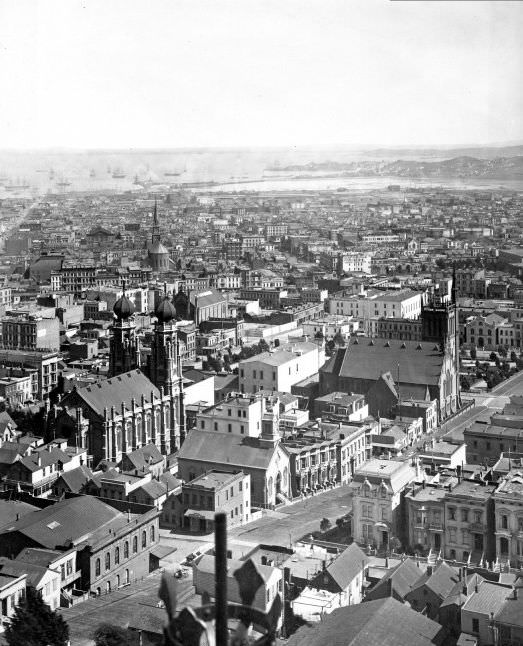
[66,559,73,576]
[150,526,155,543]
[200,421,205,429]
[95,558,100,577]
[449,507,456,521]
[502,515,508,530]
[105,552,111,571]
[461,509,469,523]
[518,518,523,532]
[214,422,218,431]
[474,511,482,524]
[115,547,120,565]
[133,536,138,554]
[124,541,129,558]
[142,531,147,548]
[239,481,243,492]
[228,409,232,417]
[472,618,479,633]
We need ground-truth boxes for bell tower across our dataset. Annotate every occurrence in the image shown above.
[109,282,141,377]
[147,290,185,449]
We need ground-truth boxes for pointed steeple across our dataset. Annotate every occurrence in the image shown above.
[153,197,158,226]
[452,262,457,305]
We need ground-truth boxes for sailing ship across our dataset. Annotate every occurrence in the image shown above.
[112,168,126,178]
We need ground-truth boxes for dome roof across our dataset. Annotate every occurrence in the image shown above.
[155,295,177,323]
[113,293,135,320]
[149,241,169,255]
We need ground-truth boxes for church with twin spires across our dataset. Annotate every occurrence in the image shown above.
[52,287,185,466]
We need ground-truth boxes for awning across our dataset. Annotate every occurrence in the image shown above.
[184,509,216,520]
[150,544,177,559]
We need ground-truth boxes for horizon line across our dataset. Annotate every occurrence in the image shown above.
[1,141,523,154]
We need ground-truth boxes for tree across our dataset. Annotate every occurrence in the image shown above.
[333,331,345,347]
[94,624,136,646]
[320,517,331,532]
[470,346,477,360]
[511,351,518,363]
[5,586,69,646]
[489,352,498,362]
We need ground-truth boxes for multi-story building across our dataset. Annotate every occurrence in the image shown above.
[337,252,372,275]
[493,470,523,569]
[443,479,496,564]
[1,440,88,498]
[0,496,160,597]
[0,568,26,625]
[169,470,251,532]
[0,369,33,406]
[284,421,368,496]
[239,342,324,394]
[196,393,268,438]
[239,288,288,309]
[313,392,368,422]
[302,316,359,342]
[329,289,422,333]
[464,423,523,466]
[1,314,60,351]
[406,482,447,554]
[0,348,59,399]
[59,264,98,294]
[350,458,416,550]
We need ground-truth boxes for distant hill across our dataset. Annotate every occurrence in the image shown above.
[270,155,523,179]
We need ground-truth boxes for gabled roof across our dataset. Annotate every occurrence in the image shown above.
[287,597,443,646]
[0,558,52,589]
[321,339,444,386]
[16,448,71,473]
[0,411,17,433]
[177,430,279,470]
[322,543,369,592]
[64,369,159,416]
[407,561,459,601]
[0,495,135,550]
[365,558,422,602]
[123,443,164,470]
[136,479,167,499]
[55,464,94,493]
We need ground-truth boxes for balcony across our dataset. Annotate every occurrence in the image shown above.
[427,522,444,532]
[468,522,487,533]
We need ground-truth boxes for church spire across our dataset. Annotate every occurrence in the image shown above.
[452,262,457,305]
[151,198,161,245]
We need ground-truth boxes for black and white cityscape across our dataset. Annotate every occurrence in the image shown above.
[0,1,522,645]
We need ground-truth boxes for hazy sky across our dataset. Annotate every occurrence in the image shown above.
[0,0,521,149]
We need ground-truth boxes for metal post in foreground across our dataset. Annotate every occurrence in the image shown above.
[215,512,228,646]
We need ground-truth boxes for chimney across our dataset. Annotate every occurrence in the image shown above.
[127,509,131,522]
[16,513,19,521]
[426,565,433,576]
[475,576,479,594]
[513,586,518,600]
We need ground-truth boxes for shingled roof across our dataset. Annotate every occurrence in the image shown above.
[0,495,135,550]
[177,430,280,470]
[321,338,444,386]
[287,597,443,646]
[65,369,159,416]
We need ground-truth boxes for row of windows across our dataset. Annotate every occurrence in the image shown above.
[94,526,155,578]
[447,508,483,523]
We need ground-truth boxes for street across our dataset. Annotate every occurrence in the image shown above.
[60,569,195,646]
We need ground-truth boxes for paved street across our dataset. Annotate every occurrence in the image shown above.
[60,570,195,646]
[229,484,353,546]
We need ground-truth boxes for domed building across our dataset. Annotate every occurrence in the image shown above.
[108,285,141,377]
[54,283,185,465]
[147,201,170,274]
